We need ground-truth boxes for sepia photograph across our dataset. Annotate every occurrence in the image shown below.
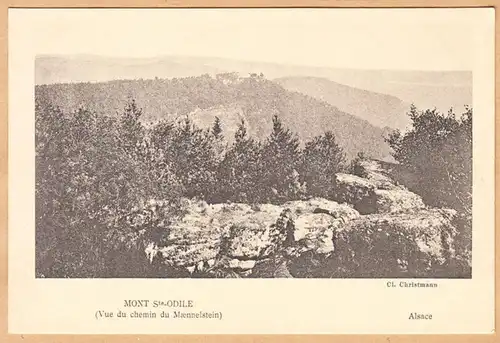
[8,7,495,334]
[34,15,472,280]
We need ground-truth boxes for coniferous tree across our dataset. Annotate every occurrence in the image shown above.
[210,116,226,162]
[212,116,223,138]
[166,116,220,200]
[301,131,346,198]
[216,119,262,203]
[261,115,302,203]
[118,99,145,159]
[147,119,185,203]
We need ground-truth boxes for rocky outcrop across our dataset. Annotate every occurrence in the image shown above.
[374,189,426,214]
[332,173,377,213]
[115,160,470,278]
[132,197,360,277]
[357,159,399,190]
[324,209,459,278]
[333,160,425,214]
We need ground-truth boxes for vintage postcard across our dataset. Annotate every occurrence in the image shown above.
[7,7,495,334]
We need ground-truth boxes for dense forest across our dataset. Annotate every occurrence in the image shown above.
[35,74,473,278]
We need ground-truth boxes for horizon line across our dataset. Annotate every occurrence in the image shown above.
[35,53,473,74]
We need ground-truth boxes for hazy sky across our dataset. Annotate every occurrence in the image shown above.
[9,8,493,70]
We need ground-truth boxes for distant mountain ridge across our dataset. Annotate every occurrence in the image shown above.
[35,55,225,85]
[35,54,472,118]
[35,74,393,161]
[275,76,411,130]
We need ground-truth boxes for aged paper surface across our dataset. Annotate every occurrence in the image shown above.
[7,7,495,334]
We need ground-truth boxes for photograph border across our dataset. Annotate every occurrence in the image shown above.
[1,1,498,342]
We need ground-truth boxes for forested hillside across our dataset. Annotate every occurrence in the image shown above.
[35,73,392,160]
[275,76,411,130]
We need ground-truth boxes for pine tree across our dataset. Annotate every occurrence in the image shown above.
[210,116,226,162]
[261,115,302,203]
[216,119,262,203]
[118,98,145,159]
[212,116,223,138]
[163,116,220,200]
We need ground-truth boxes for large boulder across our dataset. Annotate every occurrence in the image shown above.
[281,199,361,258]
[320,209,460,278]
[332,173,379,214]
[333,168,426,215]
[334,173,377,202]
[137,198,353,276]
[148,201,286,270]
